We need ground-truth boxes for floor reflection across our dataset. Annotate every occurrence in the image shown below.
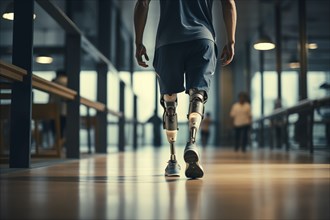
[0,147,329,220]
[185,179,203,220]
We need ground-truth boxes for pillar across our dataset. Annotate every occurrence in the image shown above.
[9,0,35,168]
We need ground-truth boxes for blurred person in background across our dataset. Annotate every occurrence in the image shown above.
[49,69,68,141]
[230,92,252,152]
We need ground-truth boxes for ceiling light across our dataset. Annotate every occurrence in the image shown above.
[36,55,53,64]
[289,55,300,69]
[2,2,36,21]
[2,12,14,21]
[253,35,276,51]
[308,43,318,50]
[289,62,300,69]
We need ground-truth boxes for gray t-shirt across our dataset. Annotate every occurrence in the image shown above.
[155,0,216,49]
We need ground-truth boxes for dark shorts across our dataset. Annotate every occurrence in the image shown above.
[153,39,217,96]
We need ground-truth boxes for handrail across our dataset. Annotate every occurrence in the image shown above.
[252,96,330,153]
[0,61,122,117]
[80,97,123,118]
[35,0,134,87]
[107,108,123,118]
[253,96,330,123]
[287,99,314,113]
[32,74,76,100]
[35,0,82,35]
[0,60,27,81]
[33,78,122,117]
[34,0,130,118]
[36,0,118,74]
[1,60,76,100]
[80,97,105,112]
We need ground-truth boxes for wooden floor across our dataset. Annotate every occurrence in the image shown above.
[1,146,329,220]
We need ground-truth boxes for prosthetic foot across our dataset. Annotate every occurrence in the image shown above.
[161,94,181,177]
[184,89,206,178]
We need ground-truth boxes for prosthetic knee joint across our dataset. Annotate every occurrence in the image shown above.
[188,89,207,144]
[161,94,178,161]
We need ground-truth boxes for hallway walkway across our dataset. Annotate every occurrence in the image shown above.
[1,146,329,220]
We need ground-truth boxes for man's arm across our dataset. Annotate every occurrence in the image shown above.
[134,0,150,68]
[220,0,237,66]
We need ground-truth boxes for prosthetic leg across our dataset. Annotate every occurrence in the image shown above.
[188,89,206,144]
[161,94,178,161]
[161,94,181,176]
[184,89,207,178]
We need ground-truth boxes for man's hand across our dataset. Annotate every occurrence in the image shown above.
[134,0,150,67]
[135,44,149,68]
[221,0,237,66]
[220,42,235,66]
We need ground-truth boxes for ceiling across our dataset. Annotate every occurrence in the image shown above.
[0,0,329,73]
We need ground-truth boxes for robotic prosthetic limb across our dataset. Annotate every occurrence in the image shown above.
[188,89,207,144]
[161,94,178,161]
[183,89,206,179]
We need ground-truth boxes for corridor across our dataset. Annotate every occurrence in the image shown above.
[1,0,330,219]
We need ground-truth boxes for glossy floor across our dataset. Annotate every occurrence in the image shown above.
[1,146,329,220]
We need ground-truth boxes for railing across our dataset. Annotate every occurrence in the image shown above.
[0,60,122,156]
[2,0,138,167]
[0,61,27,81]
[252,96,330,153]
[1,60,121,114]
[32,74,76,100]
